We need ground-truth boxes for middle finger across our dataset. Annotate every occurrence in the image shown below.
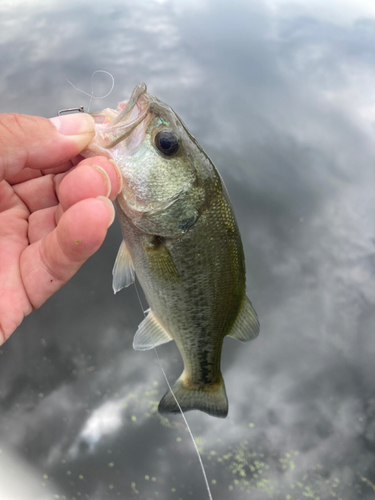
[56,157,122,214]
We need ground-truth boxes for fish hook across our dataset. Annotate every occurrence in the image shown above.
[57,106,85,116]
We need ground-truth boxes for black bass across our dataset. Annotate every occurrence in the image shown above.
[83,83,259,418]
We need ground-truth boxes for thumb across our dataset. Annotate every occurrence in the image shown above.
[0,113,95,181]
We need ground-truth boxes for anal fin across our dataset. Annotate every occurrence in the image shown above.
[112,240,135,293]
[227,295,260,342]
[133,310,173,351]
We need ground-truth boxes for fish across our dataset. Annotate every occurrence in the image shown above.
[83,82,260,418]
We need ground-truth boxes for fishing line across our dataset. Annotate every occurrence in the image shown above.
[67,70,115,113]
[134,279,147,318]
[153,348,213,500]
[133,280,213,500]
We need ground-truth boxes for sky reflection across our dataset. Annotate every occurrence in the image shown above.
[1,0,375,499]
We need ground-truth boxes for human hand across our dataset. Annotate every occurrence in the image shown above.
[0,112,122,344]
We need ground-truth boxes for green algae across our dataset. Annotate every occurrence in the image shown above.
[109,381,350,499]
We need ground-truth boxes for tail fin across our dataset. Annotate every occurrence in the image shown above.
[158,373,228,418]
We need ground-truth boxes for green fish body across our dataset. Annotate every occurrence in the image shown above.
[84,83,259,418]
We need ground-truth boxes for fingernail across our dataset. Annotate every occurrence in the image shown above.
[91,165,111,197]
[109,159,123,195]
[49,113,95,136]
[97,196,115,227]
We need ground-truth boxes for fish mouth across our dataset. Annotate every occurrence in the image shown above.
[90,82,150,149]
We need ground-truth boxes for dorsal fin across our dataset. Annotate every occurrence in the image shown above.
[133,310,173,350]
[112,240,135,294]
[226,296,260,342]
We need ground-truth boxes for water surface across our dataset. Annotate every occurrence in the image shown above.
[1,1,375,499]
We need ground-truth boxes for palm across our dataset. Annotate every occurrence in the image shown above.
[0,113,121,344]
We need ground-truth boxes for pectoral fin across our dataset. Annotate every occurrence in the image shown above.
[133,310,173,350]
[134,194,199,238]
[112,240,135,293]
[227,296,260,342]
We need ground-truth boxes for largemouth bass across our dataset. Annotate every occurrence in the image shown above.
[83,83,259,418]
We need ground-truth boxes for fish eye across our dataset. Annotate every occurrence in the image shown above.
[154,130,179,156]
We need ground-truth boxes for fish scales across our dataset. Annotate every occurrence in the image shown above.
[83,82,260,418]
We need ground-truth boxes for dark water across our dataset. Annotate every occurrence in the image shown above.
[1,1,375,499]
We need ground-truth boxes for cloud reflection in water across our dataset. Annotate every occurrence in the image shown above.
[1,0,375,498]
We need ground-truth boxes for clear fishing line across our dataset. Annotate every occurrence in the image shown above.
[153,347,213,500]
[67,70,115,113]
[133,280,213,500]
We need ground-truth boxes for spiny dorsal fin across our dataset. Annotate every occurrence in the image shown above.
[227,295,260,342]
[133,310,173,350]
[112,240,135,294]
